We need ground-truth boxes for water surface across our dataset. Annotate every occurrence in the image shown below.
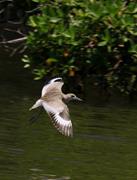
[1,53,137,180]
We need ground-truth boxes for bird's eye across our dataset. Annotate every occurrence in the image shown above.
[72,95,75,98]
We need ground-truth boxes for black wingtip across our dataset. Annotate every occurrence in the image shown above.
[44,76,63,85]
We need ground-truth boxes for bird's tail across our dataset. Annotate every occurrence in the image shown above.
[29,99,42,111]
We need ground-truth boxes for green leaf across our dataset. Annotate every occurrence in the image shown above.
[47,58,57,63]
[49,17,61,23]
[62,32,71,38]
[98,41,107,46]
[29,16,37,27]
[32,0,39,2]
[24,64,30,68]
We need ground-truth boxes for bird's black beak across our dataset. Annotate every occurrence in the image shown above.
[74,97,83,101]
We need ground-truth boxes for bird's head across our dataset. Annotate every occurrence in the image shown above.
[65,93,82,102]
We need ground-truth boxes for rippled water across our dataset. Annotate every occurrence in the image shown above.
[1,53,137,180]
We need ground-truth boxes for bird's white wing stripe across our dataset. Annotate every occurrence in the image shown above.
[54,114,72,126]
[42,102,72,136]
[52,114,72,136]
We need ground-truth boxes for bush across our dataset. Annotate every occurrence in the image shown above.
[23,0,137,94]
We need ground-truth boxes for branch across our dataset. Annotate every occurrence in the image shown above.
[26,6,41,14]
[0,37,27,44]
[10,43,24,56]
[4,28,26,36]
[0,9,4,15]
[0,0,13,3]
[105,59,122,77]
[7,20,23,25]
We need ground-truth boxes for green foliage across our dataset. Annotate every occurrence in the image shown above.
[23,0,137,94]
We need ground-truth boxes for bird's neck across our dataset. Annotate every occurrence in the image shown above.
[62,94,71,103]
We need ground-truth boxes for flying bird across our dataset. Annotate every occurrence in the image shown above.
[29,77,82,137]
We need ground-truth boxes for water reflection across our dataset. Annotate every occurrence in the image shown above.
[30,168,70,180]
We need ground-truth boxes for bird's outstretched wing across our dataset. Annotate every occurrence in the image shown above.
[42,100,73,137]
[41,81,64,97]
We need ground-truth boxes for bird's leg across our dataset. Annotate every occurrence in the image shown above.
[29,107,43,124]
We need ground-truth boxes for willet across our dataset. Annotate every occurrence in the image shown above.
[29,77,82,137]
